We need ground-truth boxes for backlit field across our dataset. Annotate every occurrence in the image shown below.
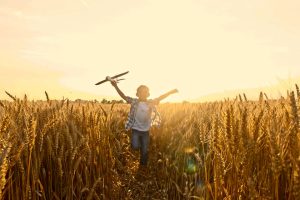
[1,88,300,199]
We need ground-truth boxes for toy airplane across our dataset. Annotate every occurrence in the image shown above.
[95,71,129,85]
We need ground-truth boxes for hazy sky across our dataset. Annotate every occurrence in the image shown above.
[1,0,300,101]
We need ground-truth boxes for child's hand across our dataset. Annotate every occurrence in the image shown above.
[110,79,117,87]
[171,89,179,94]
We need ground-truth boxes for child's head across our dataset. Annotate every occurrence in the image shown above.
[136,85,150,100]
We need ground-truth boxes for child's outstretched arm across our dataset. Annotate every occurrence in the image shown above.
[154,89,178,103]
[110,80,128,102]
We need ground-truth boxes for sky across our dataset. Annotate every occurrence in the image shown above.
[1,0,300,102]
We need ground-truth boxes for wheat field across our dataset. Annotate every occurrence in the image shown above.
[0,87,300,200]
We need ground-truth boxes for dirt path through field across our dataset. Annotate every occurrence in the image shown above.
[110,132,167,200]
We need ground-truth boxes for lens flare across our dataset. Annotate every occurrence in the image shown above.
[184,147,195,153]
[185,156,197,174]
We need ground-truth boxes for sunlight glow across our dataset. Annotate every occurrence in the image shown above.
[1,0,300,101]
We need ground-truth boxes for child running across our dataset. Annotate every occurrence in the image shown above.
[110,80,178,166]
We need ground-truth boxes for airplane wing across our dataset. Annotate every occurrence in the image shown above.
[95,79,107,85]
[111,71,129,79]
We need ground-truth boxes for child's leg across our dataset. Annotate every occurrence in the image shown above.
[131,129,140,150]
[140,131,149,165]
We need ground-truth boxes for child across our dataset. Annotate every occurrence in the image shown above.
[110,80,178,166]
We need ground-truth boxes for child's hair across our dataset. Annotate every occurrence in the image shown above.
[136,85,149,97]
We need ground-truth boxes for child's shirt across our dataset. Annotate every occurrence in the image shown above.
[131,102,151,131]
[125,96,161,131]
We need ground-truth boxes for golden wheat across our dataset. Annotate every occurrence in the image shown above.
[0,87,300,199]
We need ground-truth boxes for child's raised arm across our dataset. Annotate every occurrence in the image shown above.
[154,89,178,103]
[110,80,128,102]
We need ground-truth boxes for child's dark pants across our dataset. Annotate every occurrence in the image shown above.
[131,129,149,165]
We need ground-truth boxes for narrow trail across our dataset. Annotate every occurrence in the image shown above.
[112,132,168,200]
